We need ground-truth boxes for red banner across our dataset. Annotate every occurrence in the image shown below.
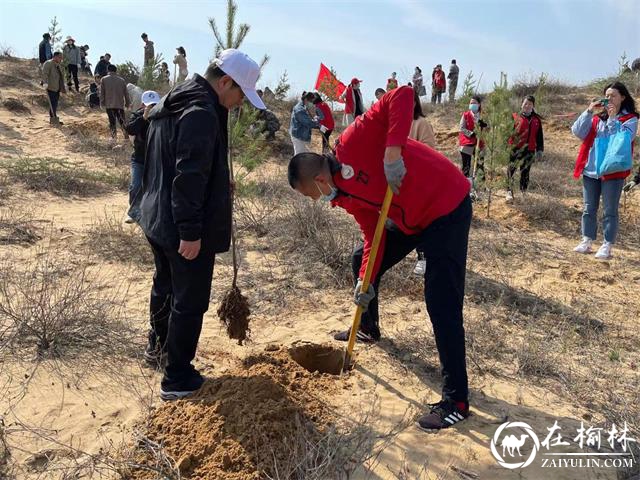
[314,63,346,103]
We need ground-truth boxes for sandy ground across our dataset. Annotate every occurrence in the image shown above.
[1,57,639,479]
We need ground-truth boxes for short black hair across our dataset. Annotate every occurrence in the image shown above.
[141,33,148,39]
[288,152,327,188]
[452,59,457,64]
[52,51,62,57]
[524,95,536,105]
[204,65,240,88]
[107,64,117,73]
[105,53,111,57]
[43,33,51,39]
[375,88,385,96]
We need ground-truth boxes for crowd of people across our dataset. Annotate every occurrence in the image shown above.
[31,28,640,433]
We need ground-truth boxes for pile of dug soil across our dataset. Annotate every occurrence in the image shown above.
[132,345,346,480]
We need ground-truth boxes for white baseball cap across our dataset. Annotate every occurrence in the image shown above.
[214,49,265,109]
[141,90,161,106]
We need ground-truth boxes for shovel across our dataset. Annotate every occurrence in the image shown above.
[342,185,394,373]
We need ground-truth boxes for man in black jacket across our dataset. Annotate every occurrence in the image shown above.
[94,53,111,79]
[137,49,265,400]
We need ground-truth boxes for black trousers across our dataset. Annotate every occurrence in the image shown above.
[67,64,79,91]
[352,196,472,402]
[508,149,534,192]
[147,237,216,383]
[321,129,333,152]
[460,150,485,180]
[46,90,59,118]
[106,108,126,138]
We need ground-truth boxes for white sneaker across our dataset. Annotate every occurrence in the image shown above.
[123,213,135,224]
[573,238,593,254]
[594,242,613,260]
[413,259,426,276]
[505,190,514,202]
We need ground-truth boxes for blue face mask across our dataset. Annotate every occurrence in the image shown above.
[469,103,480,113]
[315,182,337,202]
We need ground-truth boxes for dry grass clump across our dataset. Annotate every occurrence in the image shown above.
[85,212,152,266]
[0,207,40,245]
[2,97,30,114]
[276,196,357,287]
[1,157,128,196]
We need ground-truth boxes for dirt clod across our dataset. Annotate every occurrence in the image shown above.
[217,286,251,345]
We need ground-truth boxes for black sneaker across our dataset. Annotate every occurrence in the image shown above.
[333,328,380,343]
[416,399,469,432]
[160,370,204,401]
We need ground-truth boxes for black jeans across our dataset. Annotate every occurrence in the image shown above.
[46,90,60,118]
[508,149,534,192]
[352,196,472,402]
[67,64,79,91]
[460,150,484,180]
[321,129,333,152]
[147,237,216,384]
[106,108,126,138]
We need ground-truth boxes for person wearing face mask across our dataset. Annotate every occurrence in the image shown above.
[137,49,265,400]
[458,95,487,180]
[506,95,544,202]
[290,92,320,155]
[571,81,638,260]
[287,86,472,432]
[340,78,365,125]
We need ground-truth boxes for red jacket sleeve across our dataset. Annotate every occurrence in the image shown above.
[384,86,414,147]
[352,205,387,283]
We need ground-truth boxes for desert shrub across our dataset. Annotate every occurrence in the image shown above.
[511,72,574,98]
[276,196,357,287]
[0,249,137,361]
[1,157,128,196]
[0,44,15,59]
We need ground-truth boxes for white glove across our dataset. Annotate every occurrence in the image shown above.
[623,181,636,193]
[319,125,328,133]
[43,83,48,90]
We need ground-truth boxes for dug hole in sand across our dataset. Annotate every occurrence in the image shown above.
[131,342,350,479]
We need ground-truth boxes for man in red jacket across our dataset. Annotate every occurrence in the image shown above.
[287,86,472,431]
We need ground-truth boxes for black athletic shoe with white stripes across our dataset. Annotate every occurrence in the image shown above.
[416,399,469,431]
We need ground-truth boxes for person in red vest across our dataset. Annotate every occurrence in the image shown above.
[431,64,446,104]
[313,93,335,153]
[571,82,638,260]
[287,86,472,431]
[458,95,487,180]
[340,77,365,126]
[386,72,399,91]
[506,95,544,201]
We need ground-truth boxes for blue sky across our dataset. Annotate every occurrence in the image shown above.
[1,0,638,102]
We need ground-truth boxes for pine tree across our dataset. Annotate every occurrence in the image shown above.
[484,72,516,217]
[208,0,269,70]
[274,70,290,100]
[48,16,63,52]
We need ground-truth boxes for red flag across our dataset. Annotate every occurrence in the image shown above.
[314,63,346,103]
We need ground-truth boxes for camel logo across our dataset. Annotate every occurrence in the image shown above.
[491,421,540,469]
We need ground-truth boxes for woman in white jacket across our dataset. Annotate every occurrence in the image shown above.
[173,47,188,83]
